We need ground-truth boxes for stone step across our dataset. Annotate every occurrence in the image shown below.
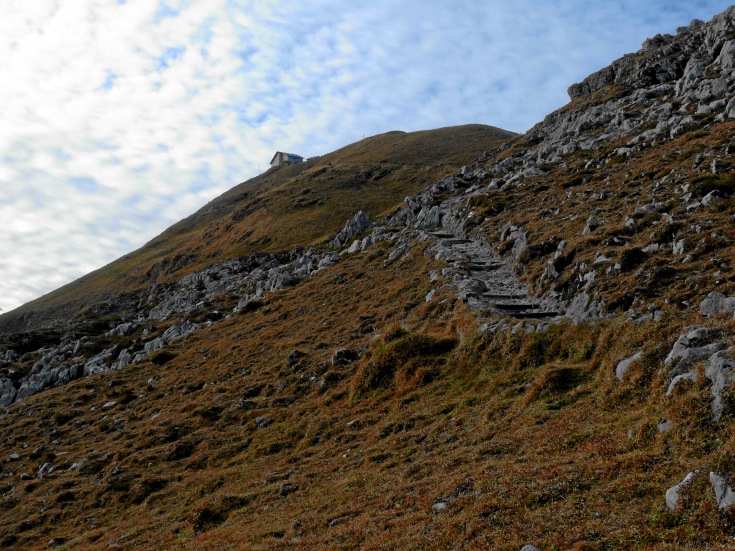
[509,311,561,319]
[468,262,504,271]
[482,293,527,301]
[492,302,539,311]
[441,238,473,246]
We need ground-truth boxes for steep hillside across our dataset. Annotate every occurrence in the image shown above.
[0,124,515,335]
[7,7,735,550]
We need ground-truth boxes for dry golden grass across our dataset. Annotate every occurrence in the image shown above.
[2,235,735,549]
[4,114,735,549]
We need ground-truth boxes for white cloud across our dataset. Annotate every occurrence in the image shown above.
[0,0,733,314]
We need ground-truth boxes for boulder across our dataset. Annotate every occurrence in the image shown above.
[666,470,698,509]
[0,378,17,407]
[717,39,735,69]
[710,472,735,509]
[582,216,600,235]
[664,326,726,380]
[699,292,735,317]
[256,416,273,429]
[705,350,735,420]
[37,462,55,479]
[333,211,370,248]
[616,351,643,380]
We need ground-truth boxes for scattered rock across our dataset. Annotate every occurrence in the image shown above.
[256,417,273,429]
[332,211,370,248]
[665,325,726,383]
[327,514,351,527]
[0,379,17,407]
[37,463,55,479]
[666,470,698,510]
[710,472,735,509]
[616,351,643,380]
[332,348,359,366]
[582,216,600,235]
[432,501,447,512]
[287,350,305,366]
[699,292,735,317]
[704,350,735,420]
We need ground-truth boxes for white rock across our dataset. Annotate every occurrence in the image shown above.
[710,472,735,509]
[666,470,698,510]
[700,292,735,317]
[705,350,735,420]
[616,351,643,380]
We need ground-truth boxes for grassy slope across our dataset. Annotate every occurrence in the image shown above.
[2,239,735,550]
[0,124,515,334]
[5,114,735,549]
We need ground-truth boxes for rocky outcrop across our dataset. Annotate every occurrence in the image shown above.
[0,209,386,406]
[524,7,735,166]
[332,211,370,248]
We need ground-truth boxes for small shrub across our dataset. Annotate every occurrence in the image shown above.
[167,440,198,461]
[691,173,735,198]
[115,387,136,405]
[149,350,177,365]
[619,247,646,272]
[351,332,457,398]
[468,195,507,216]
[53,409,81,426]
[518,238,561,265]
[498,239,516,255]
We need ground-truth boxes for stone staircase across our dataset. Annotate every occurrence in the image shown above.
[428,232,561,321]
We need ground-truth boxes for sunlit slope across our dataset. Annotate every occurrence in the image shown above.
[0,124,516,333]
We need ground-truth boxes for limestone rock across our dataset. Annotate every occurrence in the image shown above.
[616,351,643,380]
[256,416,273,429]
[705,350,735,420]
[333,211,370,249]
[717,39,735,69]
[664,326,726,380]
[0,379,17,407]
[582,216,600,235]
[710,472,735,509]
[666,470,698,509]
[37,462,55,479]
[699,292,735,317]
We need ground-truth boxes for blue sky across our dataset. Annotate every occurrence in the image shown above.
[0,0,733,313]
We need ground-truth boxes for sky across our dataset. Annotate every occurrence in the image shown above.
[0,0,733,314]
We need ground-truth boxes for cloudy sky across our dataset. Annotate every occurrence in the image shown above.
[0,0,732,314]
